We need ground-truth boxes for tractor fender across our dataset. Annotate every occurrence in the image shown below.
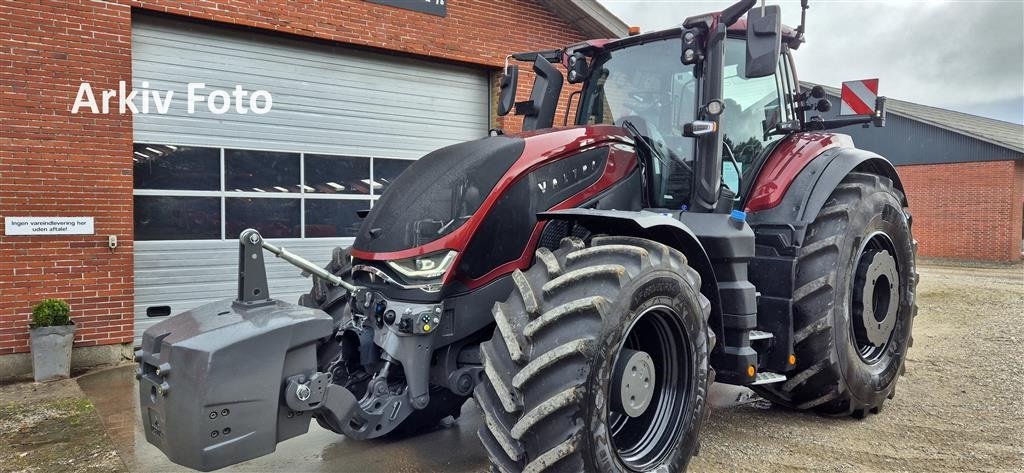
[537,208,722,328]
[747,147,905,246]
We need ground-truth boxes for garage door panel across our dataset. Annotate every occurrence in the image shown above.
[132,56,488,99]
[133,27,485,88]
[128,70,487,131]
[133,17,488,156]
[131,64,488,119]
[132,16,488,344]
[131,106,484,143]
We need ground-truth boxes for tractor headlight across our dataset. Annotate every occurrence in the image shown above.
[386,250,458,280]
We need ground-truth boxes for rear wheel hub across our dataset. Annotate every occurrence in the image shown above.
[611,349,657,418]
[852,235,900,363]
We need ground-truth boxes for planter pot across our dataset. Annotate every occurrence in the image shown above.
[29,323,75,382]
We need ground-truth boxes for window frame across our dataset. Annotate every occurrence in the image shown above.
[779,48,801,124]
[132,143,415,241]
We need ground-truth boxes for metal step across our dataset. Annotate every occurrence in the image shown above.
[749,330,774,341]
[750,371,786,385]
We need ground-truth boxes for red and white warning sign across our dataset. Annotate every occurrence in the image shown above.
[840,78,879,116]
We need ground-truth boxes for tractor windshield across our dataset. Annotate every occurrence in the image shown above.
[576,36,698,209]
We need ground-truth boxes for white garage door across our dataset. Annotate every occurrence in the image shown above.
[131,16,489,344]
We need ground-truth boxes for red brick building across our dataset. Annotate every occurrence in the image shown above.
[3,1,1021,380]
[811,84,1024,263]
[0,0,626,378]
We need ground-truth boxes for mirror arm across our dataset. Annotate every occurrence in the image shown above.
[510,49,563,63]
[721,0,756,26]
[790,0,810,49]
[805,116,872,131]
[804,96,886,131]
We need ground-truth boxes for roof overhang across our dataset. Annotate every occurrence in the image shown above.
[538,0,629,39]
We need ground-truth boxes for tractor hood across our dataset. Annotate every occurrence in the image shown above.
[353,135,526,254]
[352,126,631,258]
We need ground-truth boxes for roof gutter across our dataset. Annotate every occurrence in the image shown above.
[538,0,630,39]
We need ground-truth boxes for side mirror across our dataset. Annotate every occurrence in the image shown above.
[518,57,564,131]
[744,5,781,78]
[497,64,518,117]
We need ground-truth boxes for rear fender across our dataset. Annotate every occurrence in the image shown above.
[747,147,905,246]
[744,147,905,377]
[537,209,723,338]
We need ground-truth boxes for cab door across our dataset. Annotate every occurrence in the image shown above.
[719,39,796,196]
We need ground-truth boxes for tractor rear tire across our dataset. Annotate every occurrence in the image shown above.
[475,236,713,473]
[752,172,918,417]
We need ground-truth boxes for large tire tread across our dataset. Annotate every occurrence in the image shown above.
[477,236,712,473]
[753,172,918,418]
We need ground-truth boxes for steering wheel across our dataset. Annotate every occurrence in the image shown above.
[624,91,670,113]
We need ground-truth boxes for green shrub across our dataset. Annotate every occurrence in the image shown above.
[30,299,72,328]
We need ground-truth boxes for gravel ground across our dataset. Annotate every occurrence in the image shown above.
[691,263,1024,472]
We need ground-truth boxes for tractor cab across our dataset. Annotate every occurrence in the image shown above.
[498,0,882,215]
[499,1,791,214]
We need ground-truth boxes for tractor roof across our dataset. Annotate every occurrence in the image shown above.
[589,14,800,53]
[727,17,800,41]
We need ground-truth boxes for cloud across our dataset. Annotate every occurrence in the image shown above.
[597,0,1024,123]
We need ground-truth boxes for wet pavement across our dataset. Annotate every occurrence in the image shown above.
[77,365,487,472]
[46,263,1024,471]
[76,364,756,472]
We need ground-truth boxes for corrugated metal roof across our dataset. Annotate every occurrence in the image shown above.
[538,0,629,39]
[804,82,1024,154]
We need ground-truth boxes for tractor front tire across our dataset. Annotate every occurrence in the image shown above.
[753,172,917,417]
[475,236,713,473]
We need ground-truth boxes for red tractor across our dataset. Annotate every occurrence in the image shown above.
[136,1,917,471]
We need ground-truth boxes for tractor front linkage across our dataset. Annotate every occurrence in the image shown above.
[136,230,382,471]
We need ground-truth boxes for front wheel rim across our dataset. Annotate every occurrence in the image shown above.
[607,305,693,471]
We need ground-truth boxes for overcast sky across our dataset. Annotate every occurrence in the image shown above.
[597,0,1024,124]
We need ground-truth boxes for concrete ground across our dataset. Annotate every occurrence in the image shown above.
[2,262,1021,472]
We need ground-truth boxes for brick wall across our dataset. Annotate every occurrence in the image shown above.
[0,0,589,355]
[897,160,1024,262]
[1,1,135,355]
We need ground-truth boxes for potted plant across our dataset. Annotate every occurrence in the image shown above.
[29,298,75,382]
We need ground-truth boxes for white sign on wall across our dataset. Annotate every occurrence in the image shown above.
[4,217,95,236]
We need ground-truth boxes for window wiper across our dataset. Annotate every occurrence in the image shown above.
[722,141,742,200]
[622,120,693,173]
[621,120,670,167]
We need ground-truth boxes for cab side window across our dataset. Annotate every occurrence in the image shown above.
[720,39,789,194]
